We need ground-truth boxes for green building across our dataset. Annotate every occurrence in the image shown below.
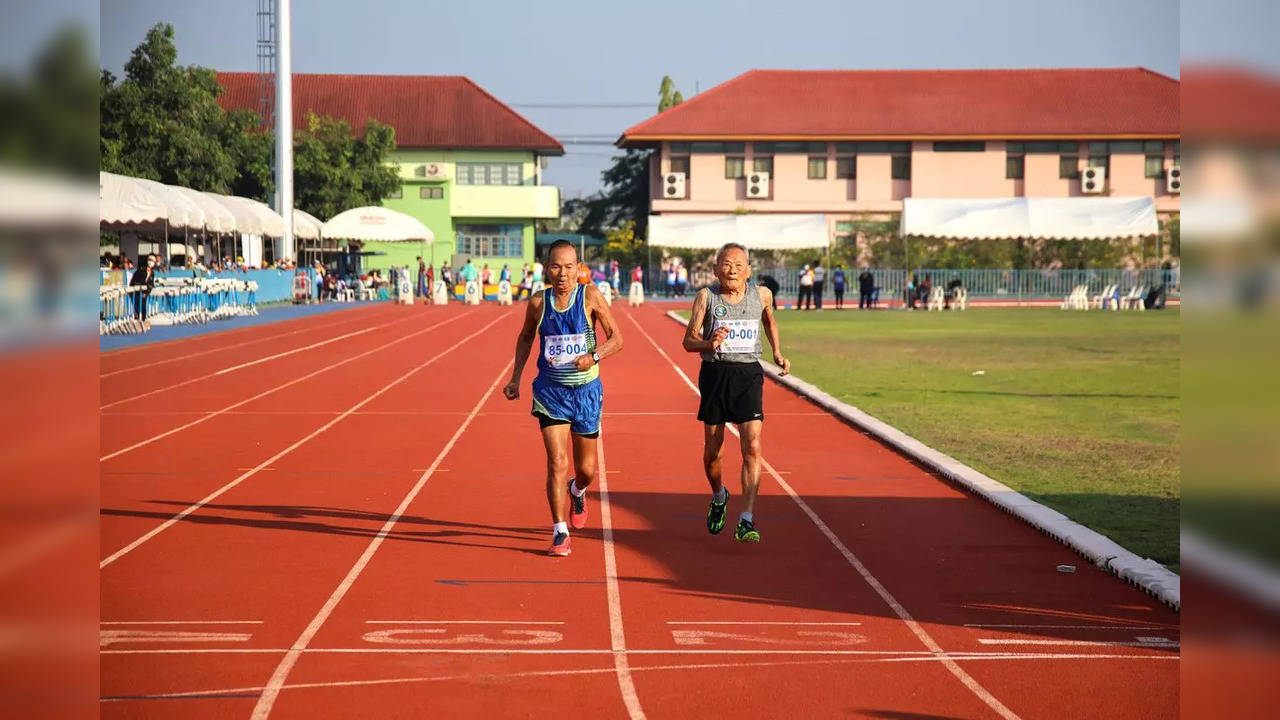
[217,73,563,270]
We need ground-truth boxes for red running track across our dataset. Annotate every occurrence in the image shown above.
[100,302,1178,719]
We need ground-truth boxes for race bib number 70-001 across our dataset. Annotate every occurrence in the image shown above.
[543,333,590,367]
[713,319,760,354]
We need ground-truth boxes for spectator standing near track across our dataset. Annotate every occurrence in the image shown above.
[503,240,624,556]
[665,264,677,297]
[461,259,479,286]
[832,264,847,309]
[130,254,156,322]
[677,264,689,297]
[858,268,874,309]
[533,260,544,287]
[812,261,826,310]
[798,264,814,310]
[517,268,534,300]
[416,256,428,297]
[682,243,789,543]
[500,264,511,283]
[482,264,493,285]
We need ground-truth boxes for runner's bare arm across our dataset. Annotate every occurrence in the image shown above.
[683,288,729,353]
[504,294,543,399]
[575,284,623,371]
[759,285,790,375]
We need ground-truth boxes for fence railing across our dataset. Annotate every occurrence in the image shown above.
[638,267,1180,300]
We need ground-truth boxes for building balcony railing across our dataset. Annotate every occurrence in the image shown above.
[449,184,560,219]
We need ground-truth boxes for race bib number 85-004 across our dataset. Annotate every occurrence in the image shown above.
[544,333,590,367]
[713,319,759,354]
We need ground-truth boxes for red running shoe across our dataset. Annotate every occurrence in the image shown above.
[548,532,571,557]
[569,484,588,529]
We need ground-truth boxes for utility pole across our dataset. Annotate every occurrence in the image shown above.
[275,0,294,261]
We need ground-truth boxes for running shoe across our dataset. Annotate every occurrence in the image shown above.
[569,480,588,529]
[734,518,760,543]
[548,532,571,557]
[707,489,730,535]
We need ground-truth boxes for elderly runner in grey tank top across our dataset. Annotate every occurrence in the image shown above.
[700,282,764,363]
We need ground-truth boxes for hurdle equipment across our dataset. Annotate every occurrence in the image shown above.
[628,282,645,307]
[464,280,481,305]
[596,280,613,306]
[497,280,513,306]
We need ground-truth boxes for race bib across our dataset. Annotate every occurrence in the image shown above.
[713,319,759,354]
[544,333,590,367]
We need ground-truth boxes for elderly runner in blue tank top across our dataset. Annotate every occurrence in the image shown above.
[682,243,790,543]
[504,240,624,556]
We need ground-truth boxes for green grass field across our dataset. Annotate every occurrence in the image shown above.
[682,306,1180,570]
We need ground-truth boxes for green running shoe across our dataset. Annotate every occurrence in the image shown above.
[734,518,760,543]
[706,490,729,535]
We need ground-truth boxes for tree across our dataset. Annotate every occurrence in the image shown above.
[572,76,685,240]
[292,113,400,219]
[100,23,240,192]
[0,25,98,175]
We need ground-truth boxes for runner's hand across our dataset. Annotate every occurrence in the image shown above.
[502,381,520,400]
[573,354,594,371]
[774,354,791,376]
[710,326,730,349]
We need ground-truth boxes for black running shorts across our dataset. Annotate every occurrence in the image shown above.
[697,361,764,425]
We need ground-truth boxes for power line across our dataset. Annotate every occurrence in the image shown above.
[512,103,652,109]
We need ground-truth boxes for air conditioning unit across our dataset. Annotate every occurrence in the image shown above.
[422,163,448,180]
[746,171,770,199]
[663,171,686,199]
[1081,165,1106,194]
[1166,165,1181,194]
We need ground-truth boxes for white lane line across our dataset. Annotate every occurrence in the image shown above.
[977,638,1179,648]
[101,647,1181,658]
[101,630,253,646]
[101,620,263,625]
[99,313,502,568]
[100,310,472,461]
[100,654,1179,702]
[964,624,1170,630]
[99,308,386,378]
[666,621,862,626]
[363,620,565,625]
[625,310,1022,720]
[597,430,647,720]
[100,312,418,409]
[248,360,513,720]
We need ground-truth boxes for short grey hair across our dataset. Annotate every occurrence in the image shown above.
[715,242,749,265]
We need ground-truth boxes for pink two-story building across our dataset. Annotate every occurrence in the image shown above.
[618,68,1179,249]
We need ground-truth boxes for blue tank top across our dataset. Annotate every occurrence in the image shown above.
[536,285,598,386]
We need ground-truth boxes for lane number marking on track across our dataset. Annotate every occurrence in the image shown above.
[101,629,253,646]
[362,628,564,646]
[670,629,868,647]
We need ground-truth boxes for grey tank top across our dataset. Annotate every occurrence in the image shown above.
[700,283,764,363]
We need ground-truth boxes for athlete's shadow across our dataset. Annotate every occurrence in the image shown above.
[101,502,548,556]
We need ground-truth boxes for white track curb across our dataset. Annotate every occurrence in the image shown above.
[664,310,1180,610]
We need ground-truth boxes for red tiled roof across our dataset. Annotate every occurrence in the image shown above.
[217,72,564,154]
[620,68,1178,144]
[1181,66,1280,141]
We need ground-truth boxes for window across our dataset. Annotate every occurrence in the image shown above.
[932,141,986,152]
[1144,155,1165,178]
[808,156,827,179]
[841,141,911,154]
[419,186,443,199]
[1006,156,1024,179]
[455,163,522,186]
[1109,141,1143,154]
[1015,141,1078,153]
[669,156,690,175]
[1087,141,1109,155]
[1088,155,1110,175]
[752,156,773,173]
[387,186,403,199]
[669,142,691,154]
[1059,155,1080,179]
[724,156,745,179]
[891,155,911,180]
[1144,140,1165,154]
[754,141,826,154]
[836,156,856,179]
[455,224,524,257]
[692,142,745,153]
[835,221,855,233]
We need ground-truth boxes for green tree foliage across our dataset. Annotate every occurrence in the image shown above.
[101,22,399,217]
[292,113,400,220]
[0,25,98,175]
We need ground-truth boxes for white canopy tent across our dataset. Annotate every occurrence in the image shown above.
[900,197,1159,240]
[292,208,323,240]
[321,206,434,243]
[100,172,167,227]
[172,185,236,234]
[647,213,830,249]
